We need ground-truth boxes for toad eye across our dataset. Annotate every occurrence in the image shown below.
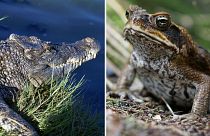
[155,15,171,30]
[125,10,130,19]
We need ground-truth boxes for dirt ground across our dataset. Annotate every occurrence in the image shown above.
[106,79,210,136]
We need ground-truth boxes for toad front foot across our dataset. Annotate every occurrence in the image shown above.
[173,113,200,122]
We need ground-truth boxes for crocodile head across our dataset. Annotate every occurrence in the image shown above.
[7,34,100,87]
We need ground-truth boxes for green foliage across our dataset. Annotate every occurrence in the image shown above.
[107,5,124,30]
[0,128,7,136]
[14,73,102,136]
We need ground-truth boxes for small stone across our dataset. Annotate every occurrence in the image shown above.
[152,115,162,121]
[148,113,153,118]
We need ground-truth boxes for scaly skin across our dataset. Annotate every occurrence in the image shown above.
[117,5,210,119]
[0,34,99,135]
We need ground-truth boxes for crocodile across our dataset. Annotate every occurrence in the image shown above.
[0,34,99,135]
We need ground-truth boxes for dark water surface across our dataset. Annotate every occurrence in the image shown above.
[0,0,104,116]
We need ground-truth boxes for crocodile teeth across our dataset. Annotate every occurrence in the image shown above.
[75,63,78,68]
[72,63,75,68]
[50,52,98,70]
[53,63,67,69]
[93,53,96,58]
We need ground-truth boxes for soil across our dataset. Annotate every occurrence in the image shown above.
[106,78,210,136]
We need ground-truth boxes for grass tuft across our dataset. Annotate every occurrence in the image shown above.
[0,16,8,21]
[0,73,103,136]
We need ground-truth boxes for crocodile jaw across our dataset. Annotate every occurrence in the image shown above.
[29,50,98,87]
[51,49,98,71]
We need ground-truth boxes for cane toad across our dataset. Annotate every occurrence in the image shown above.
[118,5,210,118]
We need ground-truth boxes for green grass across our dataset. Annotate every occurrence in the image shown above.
[0,73,103,136]
[107,5,124,30]
[0,16,8,21]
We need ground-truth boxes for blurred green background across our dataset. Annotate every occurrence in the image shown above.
[107,0,210,72]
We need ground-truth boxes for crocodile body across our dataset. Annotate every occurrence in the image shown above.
[0,34,99,135]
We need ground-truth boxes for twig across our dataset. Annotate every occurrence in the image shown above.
[161,96,175,116]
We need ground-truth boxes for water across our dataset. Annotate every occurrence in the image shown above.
[0,0,104,116]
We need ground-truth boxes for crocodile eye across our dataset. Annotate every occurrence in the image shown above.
[44,44,56,53]
[125,10,129,19]
[155,15,171,30]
